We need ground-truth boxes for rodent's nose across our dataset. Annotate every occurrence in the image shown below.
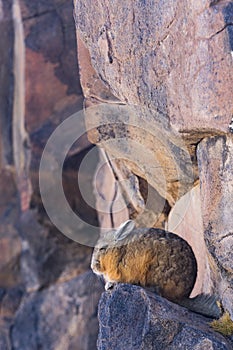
[91,259,101,273]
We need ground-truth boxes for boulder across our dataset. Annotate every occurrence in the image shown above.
[75,0,233,135]
[0,1,100,349]
[167,185,212,296]
[74,0,233,325]
[197,135,233,318]
[74,0,233,229]
[11,271,104,350]
[97,284,232,350]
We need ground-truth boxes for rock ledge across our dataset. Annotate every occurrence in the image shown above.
[97,284,232,350]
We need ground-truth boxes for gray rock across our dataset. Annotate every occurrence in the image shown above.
[74,0,233,330]
[11,271,104,350]
[197,135,233,318]
[0,287,24,350]
[0,1,101,349]
[18,210,93,292]
[97,284,232,350]
[0,327,10,350]
[75,0,233,135]
[0,0,14,167]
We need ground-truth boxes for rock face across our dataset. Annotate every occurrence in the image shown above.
[22,0,83,133]
[197,135,233,318]
[75,0,233,134]
[167,185,212,296]
[74,0,233,224]
[0,0,14,168]
[1,0,232,349]
[97,284,232,350]
[0,0,101,349]
[11,271,103,350]
[18,210,94,292]
[74,0,233,347]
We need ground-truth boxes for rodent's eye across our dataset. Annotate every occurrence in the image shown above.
[100,246,107,251]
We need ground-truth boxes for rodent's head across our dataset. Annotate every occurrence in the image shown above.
[91,220,135,276]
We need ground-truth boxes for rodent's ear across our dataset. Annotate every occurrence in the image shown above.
[114,220,135,241]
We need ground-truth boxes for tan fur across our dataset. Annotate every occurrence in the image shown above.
[91,226,197,301]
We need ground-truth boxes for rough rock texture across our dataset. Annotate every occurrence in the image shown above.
[0,0,14,168]
[0,167,24,349]
[0,0,101,349]
[76,33,120,106]
[197,135,233,318]
[11,271,103,350]
[18,210,93,292]
[84,103,196,208]
[75,0,233,134]
[21,0,91,210]
[77,29,198,212]
[167,185,212,296]
[74,0,233,346]
[22,0,83,133]
[93,148,129,230]
[74,0,233,284]
[74,0,233,224]
[97,284,232,350]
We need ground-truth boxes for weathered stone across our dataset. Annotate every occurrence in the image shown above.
[18,0,91,215]
[197,136,233,242]
[76,32,120,105]
[0,2,100,349]
[11,271,103,350]
[197,135,233,318]
[0,169,19,220]
[21,0,94,228]
[0,170,23,345]
[0,323,11,350]
[85,103,196,207]
[168,185,212,296]
[0,287,24,319]
[97,284,232,350]
[0,3,25,346]
[0,224,21,288]
[74,0,233,325]
[75,1,222,238]
[92,148,129,230]
[18,210,93,292]
[20,0,68,19]
[22,0,83,133]
[75,0,233,136]
[93,145,171,230]
[0,169,21,289]
[0,0,14,168]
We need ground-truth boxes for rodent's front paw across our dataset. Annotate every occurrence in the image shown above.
[105,282,116,291]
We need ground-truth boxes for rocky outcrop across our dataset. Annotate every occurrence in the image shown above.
[22,0,83,134]
[97,284,232,350]
[75,0,233,135]
[11,271,103,350]
[74,0,233,226]
[0,0,14,168]
[167,185,212,296]
[0,0,100,349]
[18,210,94,292]
[0,9,25,329]
[1,0,232,349]
[197,135,233,319]
[0,169,21,288]
[74,0,233,347]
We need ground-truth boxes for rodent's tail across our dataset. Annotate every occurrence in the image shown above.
[178,294,222,319]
